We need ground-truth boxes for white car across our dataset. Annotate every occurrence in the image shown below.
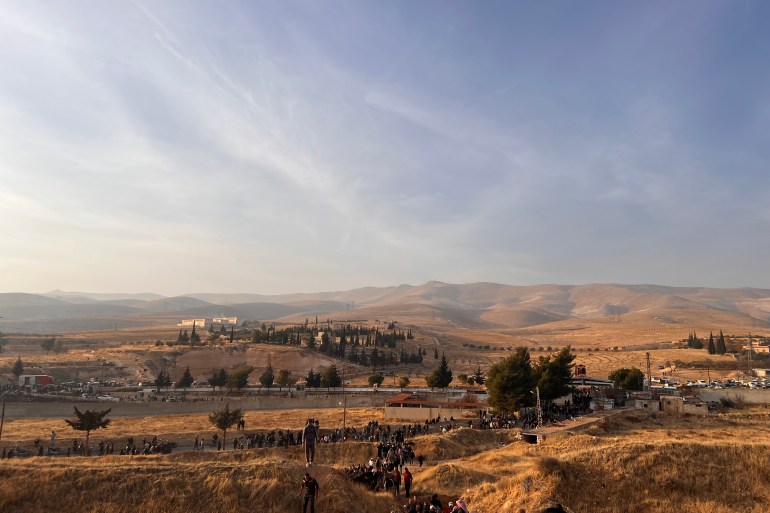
[97,395,119,402]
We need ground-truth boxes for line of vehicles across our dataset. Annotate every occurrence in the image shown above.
[651,377,770,389]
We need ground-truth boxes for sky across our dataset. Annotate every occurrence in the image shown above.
[1,1,769,295]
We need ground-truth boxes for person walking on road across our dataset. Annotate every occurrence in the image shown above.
[302,418,318,467]
[297,472,320,513]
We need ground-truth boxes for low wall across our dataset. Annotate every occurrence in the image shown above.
[0,394,386,420]
[697,389,770,404]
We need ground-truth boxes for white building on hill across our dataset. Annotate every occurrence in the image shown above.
[178,319,206,328]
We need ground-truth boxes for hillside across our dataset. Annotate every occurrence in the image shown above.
[2,282,770,335]
[2,407,769,512]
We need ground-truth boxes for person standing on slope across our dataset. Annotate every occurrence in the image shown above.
[297,472,320,513]
[302,418,318,467]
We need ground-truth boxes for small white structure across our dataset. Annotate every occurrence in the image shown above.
[211,316,238,327]
[178,319,206,328]
[18,374,54,387]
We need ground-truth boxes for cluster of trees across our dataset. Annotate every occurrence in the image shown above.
[608,367,645,390]
[176,324,202,345]
[161,362,293,393]
[40,337,65,353]
[486,347,576,414]
[686,331,704,349]
[249,323,424,369]
[256,359,292,389]
[206,366,254,391]
[457,367,486,386]
[707,331,728,355]
[154,370,173,391]
[687,330,729,355]
[305,365,342,388]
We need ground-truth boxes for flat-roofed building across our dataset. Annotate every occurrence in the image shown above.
[211,316,238,327]
[18,374,54,387]
[178,319,206,328]
[385,392,485,421]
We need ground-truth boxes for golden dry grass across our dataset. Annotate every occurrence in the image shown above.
[4,407,770,512]
[412,408,770,513]
[0,450,398,513]
[1,407,386,446]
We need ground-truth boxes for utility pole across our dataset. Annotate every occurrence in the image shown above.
[0,400,5,445]
[535,387,542,429]
[341,365,347,442]
[645,352,652,392]
[748,333,753,376]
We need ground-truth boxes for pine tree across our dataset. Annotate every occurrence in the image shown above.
[176,366,194,389]
[425,353,453,389]
[277,369,291,388]
[433,348,439,359]
[473,366,485,385]
[154,369,172,392]
[321,365,341,388]
[259,359,275,390]
[306,368,320,388]
[208,368,229,392]
[11,357,24,378]
[534,347,576,404]
[486,347,535,414]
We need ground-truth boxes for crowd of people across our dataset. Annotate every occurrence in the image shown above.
[397,494,470,513]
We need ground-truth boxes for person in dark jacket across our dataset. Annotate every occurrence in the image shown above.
[297,472,320,513]
[302,418,318,466]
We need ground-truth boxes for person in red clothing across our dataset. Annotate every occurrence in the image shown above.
[402,467,413,497]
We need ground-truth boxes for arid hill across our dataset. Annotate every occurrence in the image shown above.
[3,282,770,334]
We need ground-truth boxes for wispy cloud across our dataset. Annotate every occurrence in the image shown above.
[1,0,768,293]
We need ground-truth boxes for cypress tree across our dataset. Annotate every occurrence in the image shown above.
[717,330,727,355]
[708,332,716,355]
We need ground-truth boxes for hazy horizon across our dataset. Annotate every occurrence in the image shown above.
[3,279,770,300]
[2,1,769,295]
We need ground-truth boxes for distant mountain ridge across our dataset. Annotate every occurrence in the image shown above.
[2,282,770,333]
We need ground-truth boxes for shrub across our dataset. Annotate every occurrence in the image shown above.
[719,397,735,408]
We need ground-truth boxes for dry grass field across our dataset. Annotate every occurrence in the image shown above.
[1,407,385,446]
[3,406,770,513]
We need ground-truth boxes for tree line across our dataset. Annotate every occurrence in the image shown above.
[248,323,424,369]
